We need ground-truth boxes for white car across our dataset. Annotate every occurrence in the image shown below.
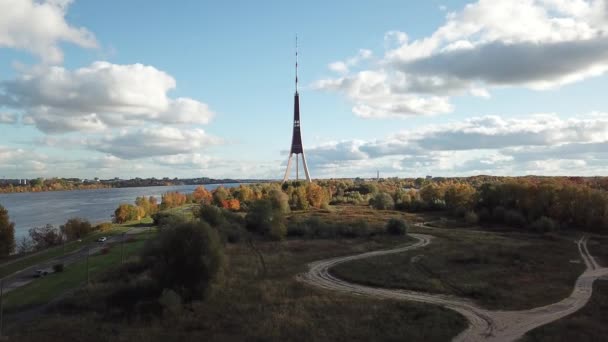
[97,236,107,242]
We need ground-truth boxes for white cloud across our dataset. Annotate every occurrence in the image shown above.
[305,112,608,176]
[1,62,215,133]
[0,112,17,124]
[316,0,608,118]
[90,127,221,159]
[0,0,97,63]
[327,49,373,74]
[314,70,452,117]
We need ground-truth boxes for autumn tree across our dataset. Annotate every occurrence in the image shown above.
[444,182,476,214]
[306,182,329,208]
[161,192,187,210]
[212,187,230,206]
[61,217,93,241]
[0,205,15,257]
[420,183,444,209]
[192,186,213,204]
[114,203,142,224]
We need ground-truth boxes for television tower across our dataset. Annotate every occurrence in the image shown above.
[283,36,312,182]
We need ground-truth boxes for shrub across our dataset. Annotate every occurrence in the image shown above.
[504,209,527,228]
[245,199,286,239]
[268,189,290,214]
[53,263,64,273]
[464,211,479,225]
[530,216,559,233]
[351,220,372,238]
[219,222,245,243]
[142,221,224,301]
[477,208,492,223]
[370,192,395,210]
[95,222,113,232]
[152,212,187,229]
[101,246,111,255]
[61,217,93,241]
[269,219,287,241]
[113,204,141,224]
[159,288,182,315]
[386,218,407,235]
[199,204,225,227]
[28,224,62,250]
[492,206,506,223]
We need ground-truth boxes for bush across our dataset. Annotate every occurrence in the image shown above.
[464,211,479,225]
[152,212,187,229]
[114,204,142,224]
[217,222,245,244]
[199,204,225,227]
[246,199,286,240]
[142,221,224,301]
[53,263,64,273]
[530,216,559,233]
[492,206,506,222]
[370,192,395,210]
[95,222,113,232]
[159,288,182,315]
[504,209,527,228]
[351,220,373,238]
[386,218,407,235]
[61,217,93,241]
[477,208,492,223]
[28,224,62,250]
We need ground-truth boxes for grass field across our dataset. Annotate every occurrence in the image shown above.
[523,280,608,341]
[588,235,608,266]
[331,227,585,310]
[0,218,153,279]
[3,233,152,312]
[8,236,468,341]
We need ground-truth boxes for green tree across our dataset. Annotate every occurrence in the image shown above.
[246,199,286,240]
[268,189,290,214]
[0,205,15,257]
[142,221,224,301]
[385,218,407,235]
[370,192,395,210]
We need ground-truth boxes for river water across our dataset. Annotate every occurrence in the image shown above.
[0,184,239,238]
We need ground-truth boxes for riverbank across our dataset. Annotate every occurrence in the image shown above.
[0,179,257,194]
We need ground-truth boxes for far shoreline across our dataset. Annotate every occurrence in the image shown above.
[0,180,271,196]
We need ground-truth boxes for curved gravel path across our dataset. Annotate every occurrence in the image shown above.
[297,233,608,341]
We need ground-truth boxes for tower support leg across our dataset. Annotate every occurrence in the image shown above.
[301,151,312,182]
[283,153,294,183]
[296,154,299,181]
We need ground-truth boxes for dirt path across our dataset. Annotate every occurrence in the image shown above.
[297,234,608,341]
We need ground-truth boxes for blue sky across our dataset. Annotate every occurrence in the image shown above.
[1,0,608,179]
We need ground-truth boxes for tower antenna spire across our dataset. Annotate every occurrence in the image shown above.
[295,35,298,94]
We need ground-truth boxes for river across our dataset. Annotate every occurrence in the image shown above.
[0,184,239,238]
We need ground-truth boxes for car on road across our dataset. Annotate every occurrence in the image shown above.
[34,269,50,278]
[97,236,107,242]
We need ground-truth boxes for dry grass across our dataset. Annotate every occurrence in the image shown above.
[8,235,467,341]
[331,227,585,310]
[523,280,608,341]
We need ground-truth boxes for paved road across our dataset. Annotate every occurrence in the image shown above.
[1,227,150,294]
[298,233,608,341]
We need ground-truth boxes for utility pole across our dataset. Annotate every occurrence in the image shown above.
[0,278,4,339]
[85,244,90,286]
[120,233,125,264]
